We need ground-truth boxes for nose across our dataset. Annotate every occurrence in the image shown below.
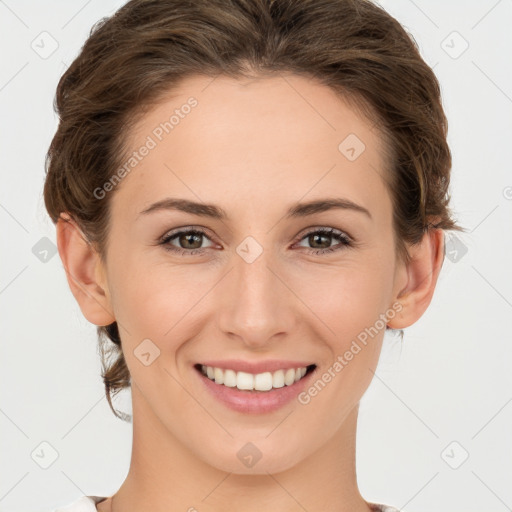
[217,246,297,350]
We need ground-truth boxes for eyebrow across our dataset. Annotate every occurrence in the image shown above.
[138,197,372,220]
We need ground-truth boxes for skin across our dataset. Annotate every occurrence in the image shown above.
[56,73,444,512]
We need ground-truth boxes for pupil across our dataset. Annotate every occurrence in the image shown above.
[311,233,329,248]
[182,233,201,249]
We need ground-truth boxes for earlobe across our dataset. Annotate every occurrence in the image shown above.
[56,213,115,326]
[388,228,445,330]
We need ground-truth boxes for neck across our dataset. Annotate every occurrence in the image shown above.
[104,388,372,512]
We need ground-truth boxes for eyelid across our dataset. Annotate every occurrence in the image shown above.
[159,224,355,257]
[295,225,353,242]
[160,225,352,246]
[160,225,217,243]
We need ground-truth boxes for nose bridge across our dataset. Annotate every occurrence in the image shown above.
[217,241,295,344]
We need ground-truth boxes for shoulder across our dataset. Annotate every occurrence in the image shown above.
[51,495,107,512]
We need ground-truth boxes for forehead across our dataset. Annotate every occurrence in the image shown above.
[112,73,391,219]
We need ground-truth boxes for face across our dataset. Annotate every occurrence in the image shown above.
[99,73,406,474]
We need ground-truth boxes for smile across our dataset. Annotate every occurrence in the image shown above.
[197,364,316,392]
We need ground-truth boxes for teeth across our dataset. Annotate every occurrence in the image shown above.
[223,369,237,387]
[200,364,311,392]
[214,367,224,385]
[284,368,296,386]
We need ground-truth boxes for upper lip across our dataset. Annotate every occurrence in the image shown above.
[197,359,315,374]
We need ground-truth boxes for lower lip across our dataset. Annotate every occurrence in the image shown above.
[195,366,316,414]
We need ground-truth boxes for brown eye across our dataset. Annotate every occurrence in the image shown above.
[307,232,332,249]
[295,228,352,255]
[160,228,214,255]
[176,232,203,249]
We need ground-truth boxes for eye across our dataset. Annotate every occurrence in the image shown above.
[294,227,353,255]
[160,228,215,256]
[159,226,354,256]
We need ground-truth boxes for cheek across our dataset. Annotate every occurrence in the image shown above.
[107,260,210,368]
[296,255,393,338]
[292,251,395,391]
[108,252,184,324]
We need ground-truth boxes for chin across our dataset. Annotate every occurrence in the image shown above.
[191,436,309,475]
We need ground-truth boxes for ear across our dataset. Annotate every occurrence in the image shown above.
[388,228,445,329]
[56,213,115,326]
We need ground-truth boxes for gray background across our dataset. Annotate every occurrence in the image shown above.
[1,0,511,511]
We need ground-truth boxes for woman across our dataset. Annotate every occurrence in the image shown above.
[45,0,463,510]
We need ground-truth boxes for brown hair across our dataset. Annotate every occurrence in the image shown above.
[43,0,464,420]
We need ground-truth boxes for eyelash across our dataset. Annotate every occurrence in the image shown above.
[159,226,354,257]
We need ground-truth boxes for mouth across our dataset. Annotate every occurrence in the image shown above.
[193,363,317,393]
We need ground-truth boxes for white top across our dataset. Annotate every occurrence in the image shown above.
[52,495,404,511]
